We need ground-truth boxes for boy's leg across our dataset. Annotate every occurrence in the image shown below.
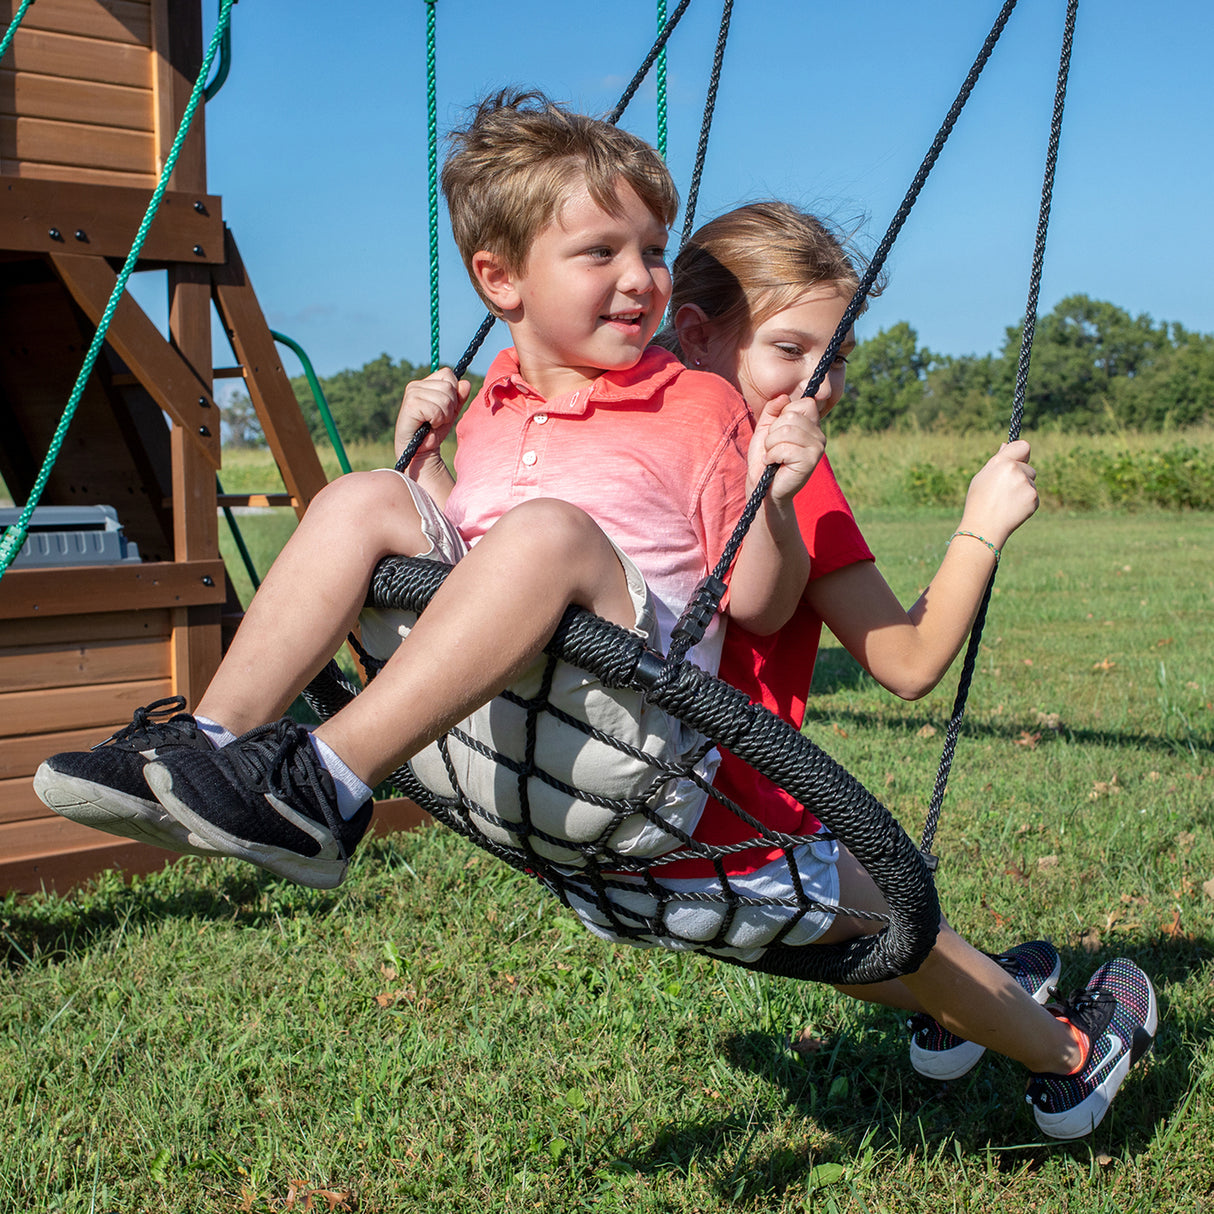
[32,471,430,853]
[315,497,639,784]
[195,470,434,734]
[144,498,639,885]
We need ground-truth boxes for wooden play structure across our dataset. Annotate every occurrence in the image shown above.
[0,1,421,892]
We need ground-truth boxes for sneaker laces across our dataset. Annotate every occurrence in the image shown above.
[94,696,190,750]
[230,720,351,863]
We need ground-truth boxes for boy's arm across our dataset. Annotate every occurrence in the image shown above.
[726,395,822,636]
[394,368,470,509]
[807,441,1039,700]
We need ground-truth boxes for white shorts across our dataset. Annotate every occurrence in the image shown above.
[357,472,718,868]
[561,837,841,962]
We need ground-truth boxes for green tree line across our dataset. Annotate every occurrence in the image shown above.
[844,294,1214,434]
[221,295,1211,448]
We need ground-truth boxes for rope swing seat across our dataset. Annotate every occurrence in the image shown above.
[298,0,1079,987]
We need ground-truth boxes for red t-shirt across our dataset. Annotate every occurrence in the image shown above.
[661,455,873,878]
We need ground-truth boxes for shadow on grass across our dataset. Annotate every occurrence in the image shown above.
[803,704,1211,759]
[0,857,350,971]
[617,938,1209,1205]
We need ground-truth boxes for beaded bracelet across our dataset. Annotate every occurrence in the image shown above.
[949,530,1000,561]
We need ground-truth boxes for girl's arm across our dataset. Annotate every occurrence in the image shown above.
[394,368,470,509]
[727,395,822,635]
[808,441,1038,700]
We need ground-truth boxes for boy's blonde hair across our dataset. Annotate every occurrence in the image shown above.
[663,202,877,359]
[442,90,680,313]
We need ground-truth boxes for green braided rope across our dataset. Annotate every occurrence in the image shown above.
[0,0,236,577]
[425,0,441,371]
[0,0,35,63]
[656,0,668,158]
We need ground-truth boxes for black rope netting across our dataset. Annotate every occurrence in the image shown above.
[304,0,1076,987]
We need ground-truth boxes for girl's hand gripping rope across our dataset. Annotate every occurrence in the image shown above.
[748,394,826,503]
[957,439,1039,552]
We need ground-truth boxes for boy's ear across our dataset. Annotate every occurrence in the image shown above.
[674,303,714,366]
[472,250,522,315]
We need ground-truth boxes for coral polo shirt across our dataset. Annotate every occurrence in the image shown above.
[444,345,753,672]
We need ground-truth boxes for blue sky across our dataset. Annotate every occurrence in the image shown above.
[178,0,1212,382]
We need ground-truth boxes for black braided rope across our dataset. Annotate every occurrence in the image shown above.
[679,0,734,247]
[340,555,940,986]
[918,0,1078,863]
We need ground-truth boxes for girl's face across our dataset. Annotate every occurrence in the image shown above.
[701,285,855,417]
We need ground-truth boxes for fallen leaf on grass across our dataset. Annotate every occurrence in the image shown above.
[1089,777,1122,800]
[1015,731,1042,749]
[790,1028,826,1054]
[1035,711,1062,731]
[1037,855,1059,872]
[1092,658,1116,672]
[831,722,849,738]
[1163,908,1185,940]
[917,724,937,739]
[281,1182,355,1211]
[1079,927,1102,953]
[1203,879,1214,901]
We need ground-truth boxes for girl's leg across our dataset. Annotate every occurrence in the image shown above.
[822,847,1083,1075]
[314,497,638,787]
[196,471,430,733]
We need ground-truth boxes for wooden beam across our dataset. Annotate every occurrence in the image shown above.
[0,67,151,132]
[0,112,154,176]
[0,677,173,743]
[0,634,169,695]
[0,559,226,620]
[0,178,224,263]
[211,229,329,516]
[50,251,221,467]
[11,0,154,47]
[4,28,151,90]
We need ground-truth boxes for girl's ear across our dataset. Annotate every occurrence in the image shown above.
[472,250,522,315]
[674,303,715,367]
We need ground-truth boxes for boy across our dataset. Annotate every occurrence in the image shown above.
[34,90,824,889]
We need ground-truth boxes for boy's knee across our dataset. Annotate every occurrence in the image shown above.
[496,498,604,551]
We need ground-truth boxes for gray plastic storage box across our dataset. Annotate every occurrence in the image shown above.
[0,505,142,567]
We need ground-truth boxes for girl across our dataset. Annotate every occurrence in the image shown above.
[654,201,1155,1140]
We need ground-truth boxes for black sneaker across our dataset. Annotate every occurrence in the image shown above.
[1026,957,1158,1139]
[909,939,1061,1080]
[144,717,372,889]
[32,696,220,856]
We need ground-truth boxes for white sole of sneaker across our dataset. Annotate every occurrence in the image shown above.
[144,762,348,889]
[1034,980,1159,1140]
[910,948,1063,1081]
[33,763,219,857]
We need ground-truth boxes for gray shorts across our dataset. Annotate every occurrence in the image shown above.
[357,472,718,868]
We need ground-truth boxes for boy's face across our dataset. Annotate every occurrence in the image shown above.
[493,178,672,398]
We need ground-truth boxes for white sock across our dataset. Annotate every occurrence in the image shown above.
[308,734,373,820]
[195,715,236,748]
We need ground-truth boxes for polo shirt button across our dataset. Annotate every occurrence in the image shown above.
[522,451,537,466]
[534,413,549,424]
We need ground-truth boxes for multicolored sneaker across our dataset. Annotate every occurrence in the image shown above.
[1026,957,1157,1139]
[144,717,372,889]
[32,696,220,856]
[909,939,1062,1080]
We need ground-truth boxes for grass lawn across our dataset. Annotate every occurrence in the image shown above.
[2,494,1211,1212]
